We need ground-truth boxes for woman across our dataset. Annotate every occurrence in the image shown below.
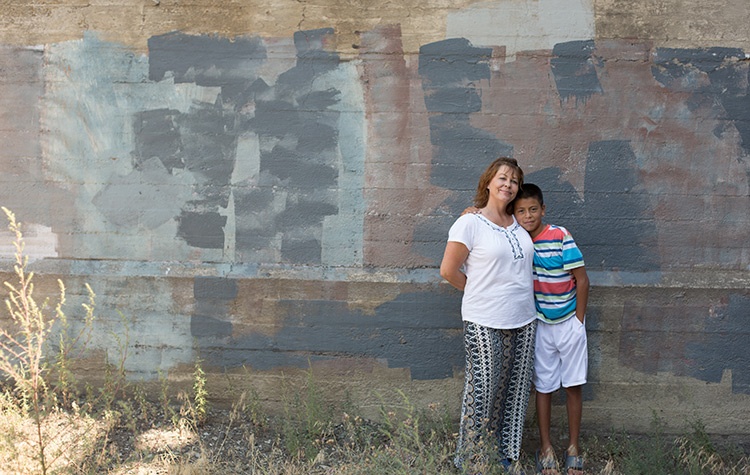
[440,157,537,473]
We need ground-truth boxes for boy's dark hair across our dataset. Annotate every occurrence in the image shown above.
[516,182,544,205]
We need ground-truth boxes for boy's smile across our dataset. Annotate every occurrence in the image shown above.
[513,197,545,237]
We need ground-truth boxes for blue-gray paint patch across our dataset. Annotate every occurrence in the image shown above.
[652,47,745,89]
[522,167,590,263]
[281,237,322,264]
[276,201,338,230]
[579,140,659,271]
[274,29,340,94]
[177,211,227,249]
[191,277,237,339]
[133,109,184,173]
[148,32,267,87]
[144,30,346,261]
[417,39,512,264]
[652,47,750,156]
[194,276,238,299]
[686,292,750,394]
[426,115,514,190]
[418,38,492,87]
[179,102,237,188]
[524,168,583,223]
[192,315,233,338]
[201,287,464,380]
[92,157,190,229]
[236,29,343,264]
[411,193,473,265]
[418,39,511,189]
[145,33,251,249]
[423,87,483,113]
[551,40,602,103]
[257,129,338,186]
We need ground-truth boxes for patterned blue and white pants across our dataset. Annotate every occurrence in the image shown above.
[454,320,537,468]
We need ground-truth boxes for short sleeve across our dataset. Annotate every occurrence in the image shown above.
[560,227,585,270]
[448,214,475,252]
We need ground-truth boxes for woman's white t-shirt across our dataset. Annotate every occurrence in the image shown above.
[447,213,536,329]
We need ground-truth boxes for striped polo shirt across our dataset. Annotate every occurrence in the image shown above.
[532,224,585,323]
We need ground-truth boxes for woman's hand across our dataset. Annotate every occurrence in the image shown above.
[460,206,480,216]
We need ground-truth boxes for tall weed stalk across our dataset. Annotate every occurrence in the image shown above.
[0,207,97,474]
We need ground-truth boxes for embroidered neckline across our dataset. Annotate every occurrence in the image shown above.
[474,214,525,260]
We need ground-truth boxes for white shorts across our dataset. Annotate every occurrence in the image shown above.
[533,315,588,394]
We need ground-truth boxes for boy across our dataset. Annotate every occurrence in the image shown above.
[513,183,589,475]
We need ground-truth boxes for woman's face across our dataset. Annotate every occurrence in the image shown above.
[487,165,520,205]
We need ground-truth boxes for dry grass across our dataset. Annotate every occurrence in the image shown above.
[0,386,748,475]
[0,399,108,474]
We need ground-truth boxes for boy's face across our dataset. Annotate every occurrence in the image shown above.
[513,197,545,237]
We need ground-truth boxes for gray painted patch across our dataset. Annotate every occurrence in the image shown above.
[191,277,237,339]
[429,115,514,171]
[133,109,184,173]
[652,47,750,157]
[550,40,602,103]
[140,29,356,262]
[522,167,589,260]
[418,38,492,87]
[274,29,340,92]
[276,201,338,230]
[418,40,512,189]
[92,157,191,229]
[200,287,463,380]
[417,39,513,264]
[687,292,750,394]
[524,168,583,223]
[194,276,239,300]
[177,211,227,249]
[192,315,233,338]
[580,141,659,271]
[411,194,472,265]
[179,102,237,192]
[423,87,483,113]
[148,32,267,86]
[237,29,343,264]
[281,237,322,264]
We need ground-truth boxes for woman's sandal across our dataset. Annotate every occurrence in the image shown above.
[535,450,560,475]
[563,450,584,475]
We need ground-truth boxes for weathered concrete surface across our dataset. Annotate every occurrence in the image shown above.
[1,0,749,435]
[3,0,747,55]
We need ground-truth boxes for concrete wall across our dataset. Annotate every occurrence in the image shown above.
[0,0,748,434]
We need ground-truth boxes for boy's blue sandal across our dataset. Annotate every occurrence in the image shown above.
[535,450,560,475]
[563,451,584,475]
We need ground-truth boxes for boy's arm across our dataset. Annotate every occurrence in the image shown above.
[571,266,589,324]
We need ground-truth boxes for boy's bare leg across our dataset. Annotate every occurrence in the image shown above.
[564,385,583,474]
[537,390,553,451]
[536,390,559,473]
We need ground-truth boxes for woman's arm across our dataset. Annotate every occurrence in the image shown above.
[440,241,470,291]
